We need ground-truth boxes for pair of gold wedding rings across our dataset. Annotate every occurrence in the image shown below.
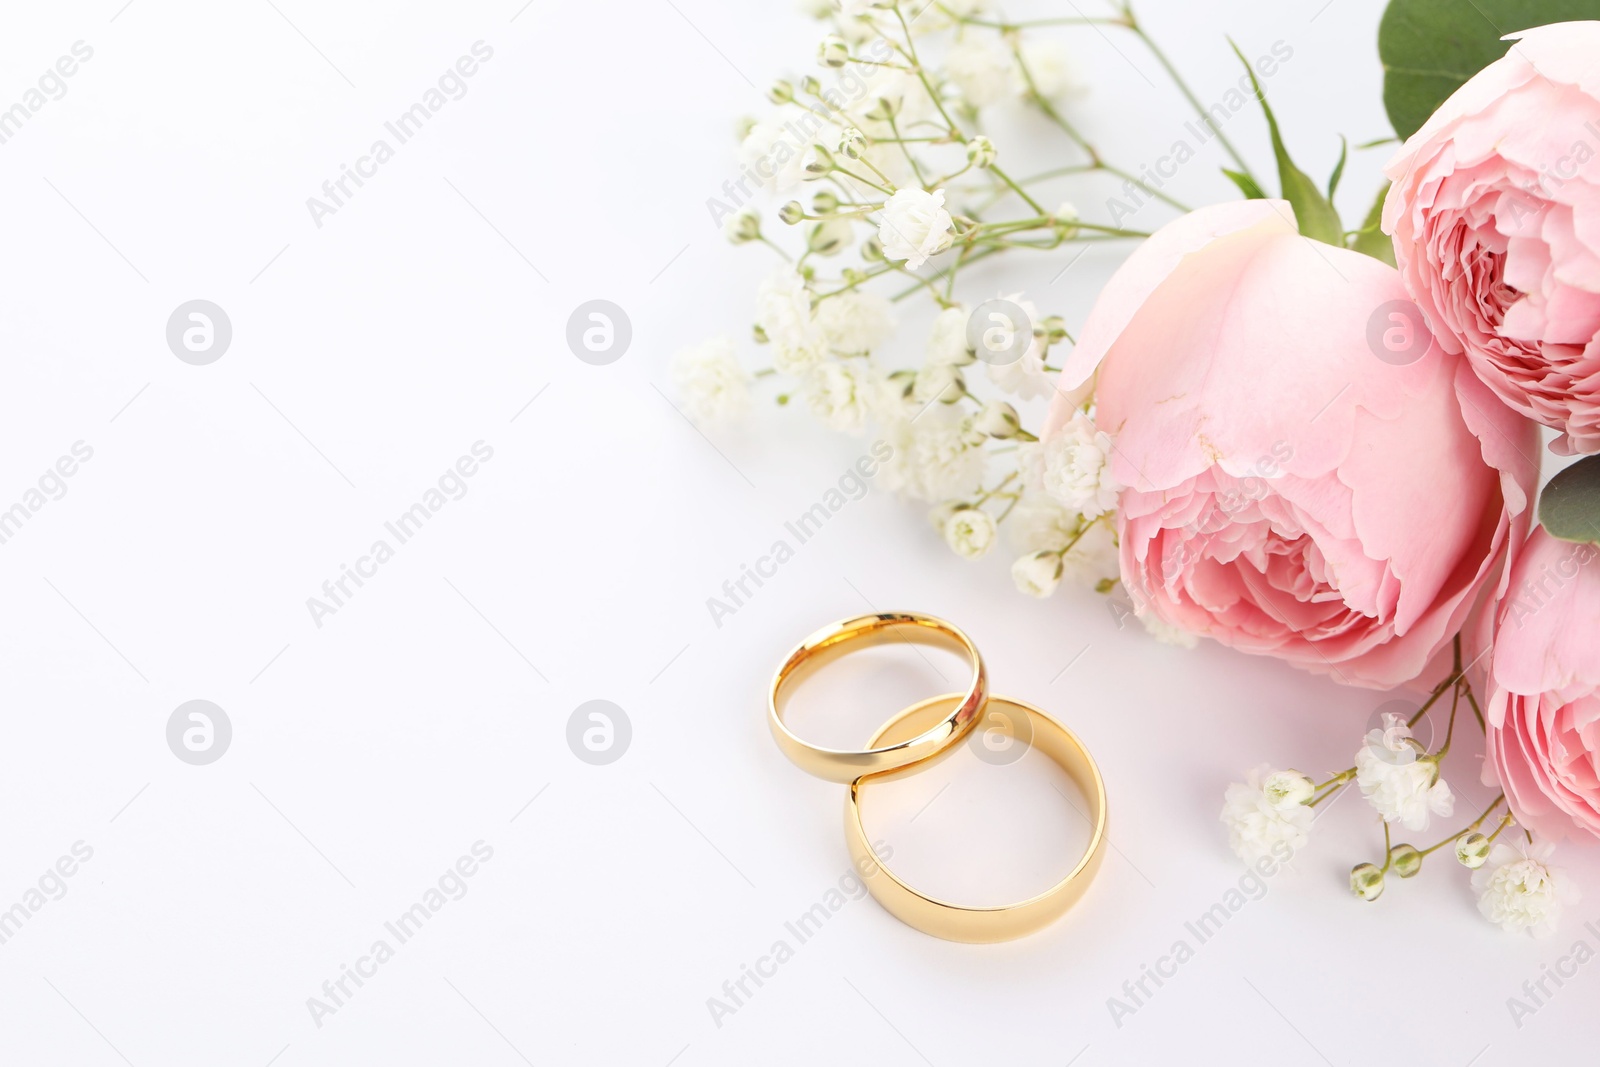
[767,611,1107,943]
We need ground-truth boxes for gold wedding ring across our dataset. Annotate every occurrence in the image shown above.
[844,694,1107,943]
[769,612,1107,941]
[768,612,986,783]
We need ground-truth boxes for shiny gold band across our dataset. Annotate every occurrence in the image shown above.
[768,612,986,783]
[844,694,1107,943]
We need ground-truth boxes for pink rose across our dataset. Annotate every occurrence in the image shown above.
[1044,200,1538,688]
[1383,22,1600,455]
[1485,526,1600,841]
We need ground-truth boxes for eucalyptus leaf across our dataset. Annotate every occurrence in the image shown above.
[1379,0,1600,139]
[1349,183,1397,266]
[1540,454,1600,545]
[1229,40,1344,246]
[1221,168,1267,200]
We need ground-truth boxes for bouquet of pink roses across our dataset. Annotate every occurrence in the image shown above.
[679,0,1600,935]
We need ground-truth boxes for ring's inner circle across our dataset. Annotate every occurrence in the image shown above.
[856,696,1098,909]
[775,624,972,752]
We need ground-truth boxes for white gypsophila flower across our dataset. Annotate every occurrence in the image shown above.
[1059,518,1120,589]
[1005,491,1077,554]
[671,336,751,423]
[813,289,894,354]
[1054,200,1079,236]
[803,360,876,435]
[854,69,940,133]
[807,217,855,257]
[1139,608,1198,649]
[1354,714,1454,832]
[912,362,965,405]
[723,205,761,244]
[1221,764,1312,865]
[740,112,837,194]
[1015,39,1081,100]
[945,37,1013,107]
[1041,411,1122,517]
[879,405,986,502]
[943,507,997,559]
[829,13,877,46]
[926,305,973,366]
[927,499,965,533]
[878,188,955,269]
[756,269,826,375]
[1472,839,1580,937]
[1262,770,1317,807]
[858,138,919,190]
[1015,440,1046,492]
[981,292,1051,399]
[1012,551,1064,597]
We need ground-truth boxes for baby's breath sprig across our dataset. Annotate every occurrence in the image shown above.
[677,1,1236,606]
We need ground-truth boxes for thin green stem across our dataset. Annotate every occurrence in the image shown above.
[886,115,927,187]
[756,236,792,262]
[1417,794,1506,857]
[974,471,1018,506]
[1308,767,1356,807]
[833,164,894,195]
[1124,13,1257,183]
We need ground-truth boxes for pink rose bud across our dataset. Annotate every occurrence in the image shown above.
[1485,526,1600,841]
[1383,21,1600,455]
[1042,200,1539,688]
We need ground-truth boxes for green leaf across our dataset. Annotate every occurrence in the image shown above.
[1540,455,1600,545]
[1221,168,1267,200]
[1349,182,1397,266]
[1229,40,1344,246]
[1379,0,1600,139]
[1328,136,1348,200]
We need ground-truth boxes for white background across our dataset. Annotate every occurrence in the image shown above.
[1,0,1596,1064]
